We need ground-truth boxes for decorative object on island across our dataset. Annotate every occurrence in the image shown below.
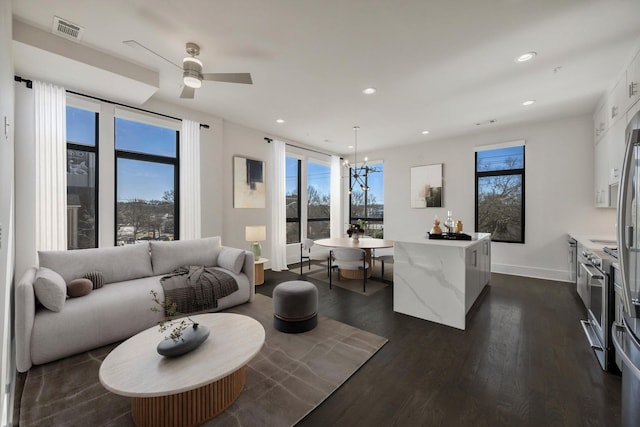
[233,155,266,208]
[444,210,455,233]
[410,163,443,208]
[342,126,379,195]
[245,225,266,259]
[454,220,463,233]
[150,290,210,357]
[430,216,443,235]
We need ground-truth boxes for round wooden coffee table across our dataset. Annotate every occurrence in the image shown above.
[99,313,265,427]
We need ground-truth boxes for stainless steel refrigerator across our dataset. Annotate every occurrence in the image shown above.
[615,111,640,427]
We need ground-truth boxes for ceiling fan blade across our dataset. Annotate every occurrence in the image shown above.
[202,73,253,84]
[180,86,196,99]
[122,40,182,69]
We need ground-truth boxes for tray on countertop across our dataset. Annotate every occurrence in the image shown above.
[428,232,472,240]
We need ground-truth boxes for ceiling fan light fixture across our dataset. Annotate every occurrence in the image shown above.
[183,56,203,88]
[183,75,202,88]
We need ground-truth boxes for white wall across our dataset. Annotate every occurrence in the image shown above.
[365,114,616,281]
[222,121,272,256]
[0,0,15,423]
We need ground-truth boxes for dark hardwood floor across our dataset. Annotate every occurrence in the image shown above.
[259,266,622,427]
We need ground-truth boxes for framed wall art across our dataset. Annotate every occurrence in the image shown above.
[410,163,443,208]
[233,156,266,208]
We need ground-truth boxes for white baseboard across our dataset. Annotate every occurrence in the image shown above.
[491,263,573,283]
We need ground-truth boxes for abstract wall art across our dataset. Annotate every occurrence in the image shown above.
[233,156,266,208]
[410,163,443,208]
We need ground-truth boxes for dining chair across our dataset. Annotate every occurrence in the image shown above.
[329,248,369,292]
[300,239,314,275]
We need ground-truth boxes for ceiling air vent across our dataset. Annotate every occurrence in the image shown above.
[52,16,84,40]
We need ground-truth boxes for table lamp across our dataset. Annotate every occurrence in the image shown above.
[245,225,266,259]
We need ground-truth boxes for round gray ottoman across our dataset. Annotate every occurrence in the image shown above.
[273,281,318,333]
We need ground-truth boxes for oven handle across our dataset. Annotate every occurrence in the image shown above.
[581,320,603,350]
[580,263,604,282]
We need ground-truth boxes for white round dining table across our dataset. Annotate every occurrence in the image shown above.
[314,237,394,279]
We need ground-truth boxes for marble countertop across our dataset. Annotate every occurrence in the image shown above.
[396,232,491,248]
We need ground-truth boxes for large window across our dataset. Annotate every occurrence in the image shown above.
[307,161,331,240]
[285,156,332,243]
[115,117,179,245]
[475,144,525,243]
[349,162,384,238]
[286,157,301,244]
[66,106,98,249]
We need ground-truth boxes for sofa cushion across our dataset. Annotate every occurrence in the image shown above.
[39,243,153,285]
[217,247,246,275]
[67,278,93,298]
[150,237,222,276]
[34,267,67,312]
[83,271,104,289]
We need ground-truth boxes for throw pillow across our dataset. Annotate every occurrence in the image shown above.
[34,267,67,312]
[83,271,104,289]
[217,247,246,275]
[67,278,93,298]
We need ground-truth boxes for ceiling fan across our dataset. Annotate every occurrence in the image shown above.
[123,40,253,99]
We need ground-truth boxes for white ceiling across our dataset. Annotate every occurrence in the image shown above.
[11,0,640,154]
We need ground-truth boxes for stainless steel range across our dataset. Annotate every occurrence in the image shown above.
[578,243,616,371]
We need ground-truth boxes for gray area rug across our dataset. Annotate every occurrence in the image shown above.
[19,293,387,426]
[299,261,392,296]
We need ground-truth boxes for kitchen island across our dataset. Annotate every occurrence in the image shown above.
[393,233,491,330]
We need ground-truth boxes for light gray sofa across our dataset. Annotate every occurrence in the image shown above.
[15,236,255,372]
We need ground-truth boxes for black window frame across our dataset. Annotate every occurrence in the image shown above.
[306,159,331,240]
[66,107,99,249]
[286,157,302,244]
[114,122,180,245]
[349,164,384,235]
[474,146,525,244]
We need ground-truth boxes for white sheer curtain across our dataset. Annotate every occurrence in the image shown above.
[270,139,288,271]
[34,81,67,251]
[180,119,201,240]
[330,155,342,238]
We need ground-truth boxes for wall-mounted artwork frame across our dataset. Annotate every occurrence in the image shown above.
[233,156,266,208]
[410,163,443,208]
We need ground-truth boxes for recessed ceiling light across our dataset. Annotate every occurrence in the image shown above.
[348,145,353,149]
[362,87,377,95]
[276,119,285,124]
[516,52,537,62]
[421,130,430,135]
[522,100,536,106]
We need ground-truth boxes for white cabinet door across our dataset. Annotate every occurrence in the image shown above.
[595,137,610,207]
[608,116,627,185]
[627,51,640,112]
[594,103,607,143]
[609,75,627,126]
[465,246,479,313]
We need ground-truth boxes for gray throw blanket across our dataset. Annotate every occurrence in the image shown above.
[160,265,239,315]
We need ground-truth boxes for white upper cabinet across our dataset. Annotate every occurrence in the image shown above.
[595,137,610,207]
[608,116,626,185]
[609,74,628,126]
[627,51,640,112]
[594,102,607,143]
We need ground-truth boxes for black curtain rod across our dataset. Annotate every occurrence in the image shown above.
[14,75,210,129]
[264,137,339,158]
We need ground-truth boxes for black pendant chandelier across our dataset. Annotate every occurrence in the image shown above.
[343,126,376,194]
